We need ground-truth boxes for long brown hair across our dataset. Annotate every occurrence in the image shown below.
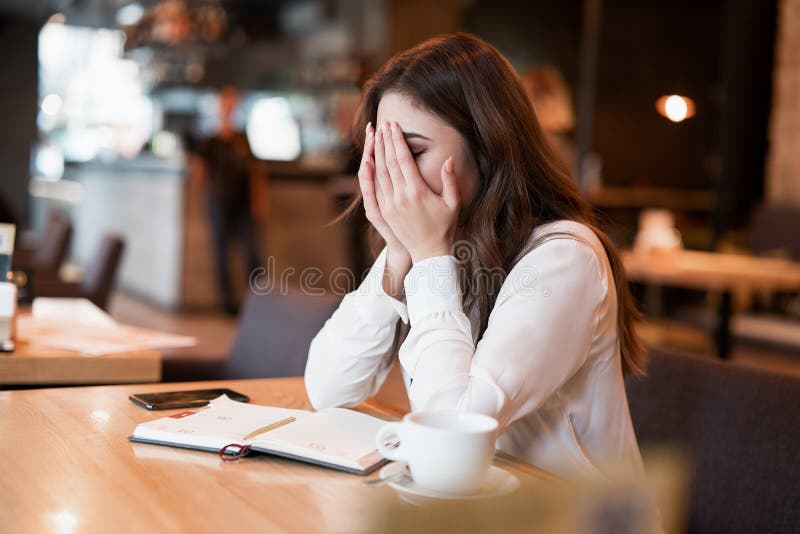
[342,33,646,377]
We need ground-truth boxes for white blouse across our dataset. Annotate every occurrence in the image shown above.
[304,220,644,480]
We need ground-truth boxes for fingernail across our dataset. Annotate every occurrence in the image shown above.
[366,121,372,133]
[446,157,454,173]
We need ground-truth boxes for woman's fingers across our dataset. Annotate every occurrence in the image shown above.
[356,127,391,228]
[362,122,374,166]
[360,160,383,219]
[358,125,374,192]
[373,161,387,211]
[381,123,406,192]
[440,156,460,208]
[360,155,402,248]
[389,122,425,190]
[358,151,392,232]
[358,126,381,217]
[373,124,394,200]
[357,151,375,200]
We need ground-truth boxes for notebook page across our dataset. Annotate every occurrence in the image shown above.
[132,395,309,450]
[252,408,386,471]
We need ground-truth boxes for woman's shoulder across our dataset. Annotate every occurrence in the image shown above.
[530,219,605,253]
[508,219,612,292]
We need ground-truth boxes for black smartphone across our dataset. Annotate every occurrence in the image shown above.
[129,388,250,410]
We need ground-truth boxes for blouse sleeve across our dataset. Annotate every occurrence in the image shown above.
[398,238,607,429]
[304,248,409,410]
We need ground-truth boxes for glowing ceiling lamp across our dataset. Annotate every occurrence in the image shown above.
[246,97,301,161]
[116,3,145,26]
[655,94,696,123]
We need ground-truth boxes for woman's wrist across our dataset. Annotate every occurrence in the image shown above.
[408,242,452,264]
[383,245,412,300]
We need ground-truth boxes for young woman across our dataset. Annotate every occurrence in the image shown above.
[305,33,646,480]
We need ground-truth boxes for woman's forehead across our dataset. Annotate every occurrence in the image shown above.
[376,92,451,136]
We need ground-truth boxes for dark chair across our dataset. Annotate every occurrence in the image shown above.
[750,204,800,260]
[12,211,72,278]
[162,289,341,381]
[35,234,125,311]
[626,349,800,533]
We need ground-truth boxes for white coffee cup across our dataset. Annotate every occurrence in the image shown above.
[375,411,499,495]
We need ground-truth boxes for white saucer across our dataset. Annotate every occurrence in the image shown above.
[378,462,519,506]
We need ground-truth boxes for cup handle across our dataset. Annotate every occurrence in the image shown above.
[375,422,405,462]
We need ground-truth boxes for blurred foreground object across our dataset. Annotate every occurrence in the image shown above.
[367,449,687,534]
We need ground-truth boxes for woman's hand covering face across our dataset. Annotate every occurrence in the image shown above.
[371,120,460,263]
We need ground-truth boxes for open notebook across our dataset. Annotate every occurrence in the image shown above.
[129,395,389,475]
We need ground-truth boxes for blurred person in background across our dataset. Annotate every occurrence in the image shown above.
[186,86,269,316]
[520,65,578,179]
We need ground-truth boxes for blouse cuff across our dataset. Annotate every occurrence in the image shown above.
[404,255,463,324]
[355,248,409,325]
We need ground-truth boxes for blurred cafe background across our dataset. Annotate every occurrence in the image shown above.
[0,0,800,370]
[3,0,799,369]
[1,0,799,530]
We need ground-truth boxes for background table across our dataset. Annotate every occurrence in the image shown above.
[622,249,800,358]
[0,339,161,386]
[0,311,162,386]
[0,377,553,533]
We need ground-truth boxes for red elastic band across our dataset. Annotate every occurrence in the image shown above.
[219,443,250,461]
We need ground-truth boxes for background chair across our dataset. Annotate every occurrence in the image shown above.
[12,211,72,279]
[749,204,800,260]
[626,349,800,533]
[162,289,341,381]
[35,233,125,310]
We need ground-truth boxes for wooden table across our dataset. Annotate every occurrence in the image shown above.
[623,249,800,358]
[0,310,163,386]
[0,378,553,533]
[0,337,161,387]
[587,186,714,211]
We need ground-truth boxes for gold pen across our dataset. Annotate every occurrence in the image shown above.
[243,416,296,441]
